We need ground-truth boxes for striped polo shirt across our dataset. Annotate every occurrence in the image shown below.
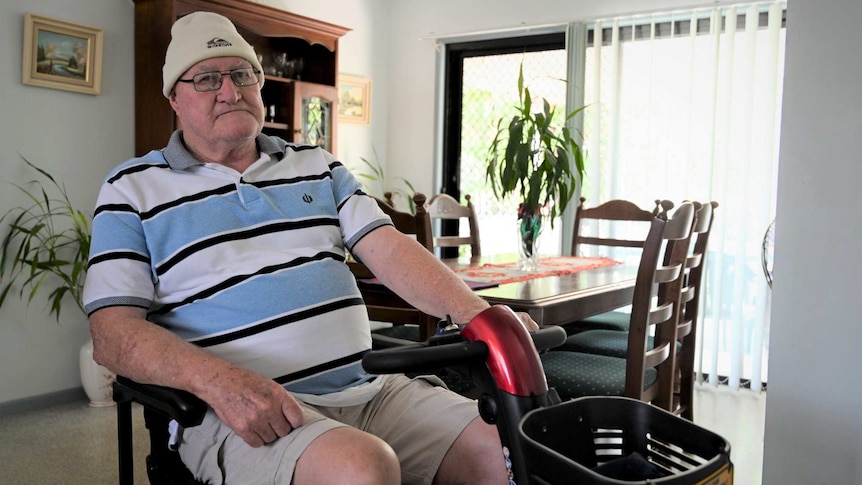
[83,131,392,402]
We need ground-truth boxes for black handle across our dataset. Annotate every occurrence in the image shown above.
[362,326,566,375]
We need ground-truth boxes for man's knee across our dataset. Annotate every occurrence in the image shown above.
[435,418,507,484]
[294,427,400,484]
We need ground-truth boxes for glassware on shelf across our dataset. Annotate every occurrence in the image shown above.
[292,58,304,80]
[272,52,288,78]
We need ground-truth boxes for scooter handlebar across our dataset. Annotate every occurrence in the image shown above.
[362,309,566,385]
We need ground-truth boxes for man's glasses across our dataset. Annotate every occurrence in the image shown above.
[176,67,262,92]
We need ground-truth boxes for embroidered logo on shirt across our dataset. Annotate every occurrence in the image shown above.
[302,193,313,203]
[207,38,232,49]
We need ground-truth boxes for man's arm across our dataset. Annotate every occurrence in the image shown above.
[352,226,538,329]
[89,306,303,447]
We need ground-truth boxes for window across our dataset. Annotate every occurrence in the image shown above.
[442,34,565,258]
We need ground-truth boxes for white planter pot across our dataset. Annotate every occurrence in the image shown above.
[79,338,116,407]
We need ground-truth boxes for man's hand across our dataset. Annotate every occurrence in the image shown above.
[514,310,540,332]
[205,368,304,447]
[89,307,303,448]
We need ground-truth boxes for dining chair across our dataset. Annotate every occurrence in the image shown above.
[425,193,481,258]
[571,197,674,257]
[540,201,695,411]
[349,192,439,342]
[674,201,718,419]
[563,197,674,334]
[555,201,717,418]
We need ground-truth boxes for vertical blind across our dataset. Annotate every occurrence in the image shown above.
[579,2,786,390]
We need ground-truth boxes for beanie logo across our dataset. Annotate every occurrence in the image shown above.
[207,38,233,49]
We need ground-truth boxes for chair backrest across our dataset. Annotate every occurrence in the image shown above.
[426,193,481,257]
[572,197,674,258]
[348,192,438,341]
[376,192,433,250]
[624,201,695,409]
[674,201,717,341]
[675,200,718,419]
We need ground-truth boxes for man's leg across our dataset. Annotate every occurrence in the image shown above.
[180,405,400,484]
[316,375,508,485]
[433,418,508,485]
[294,427,400,484]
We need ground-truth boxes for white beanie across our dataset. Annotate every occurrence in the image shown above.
[162,11,264,97]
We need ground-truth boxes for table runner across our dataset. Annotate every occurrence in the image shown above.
[452,256,620,285]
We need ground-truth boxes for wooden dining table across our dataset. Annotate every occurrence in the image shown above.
[355,255,638,337]
[443,255,638,327]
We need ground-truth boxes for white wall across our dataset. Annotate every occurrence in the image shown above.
[0,0,134,404]
[763,0,862,483]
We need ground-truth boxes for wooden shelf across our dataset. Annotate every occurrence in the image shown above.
[263,121,289,131]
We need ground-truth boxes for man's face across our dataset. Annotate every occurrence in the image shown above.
[169,56,265,148]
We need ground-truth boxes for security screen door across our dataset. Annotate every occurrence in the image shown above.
[441,34,566,258]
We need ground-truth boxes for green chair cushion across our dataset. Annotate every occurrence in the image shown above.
[560,330,683,358]
[568,310,631,332]
[540,351,657,401]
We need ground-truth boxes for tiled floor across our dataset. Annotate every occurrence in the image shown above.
[692,385,767,485]
[0,384,765,484]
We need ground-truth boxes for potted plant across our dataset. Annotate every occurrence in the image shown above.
[356,149,418,213]
[485,62,587,270]
[0,156,114,406]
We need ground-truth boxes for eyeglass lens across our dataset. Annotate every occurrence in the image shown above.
[193,68,260,92]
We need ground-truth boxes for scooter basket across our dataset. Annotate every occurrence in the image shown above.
[519,396,733,484]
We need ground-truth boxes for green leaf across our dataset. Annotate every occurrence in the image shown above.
[484,59,589,224]
[0,156,92,322]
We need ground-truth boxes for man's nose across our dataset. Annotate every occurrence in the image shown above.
[217,76,242,102]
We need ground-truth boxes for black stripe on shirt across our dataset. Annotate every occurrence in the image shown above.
[273,350,367,385]
[88,250,151,270]
[192,297,366,347]
[155,217,340,276]
[107,162,170,185]
[149,250,346,316]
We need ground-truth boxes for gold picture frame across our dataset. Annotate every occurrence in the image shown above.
[22,13,104,95]
[338,74,371,124]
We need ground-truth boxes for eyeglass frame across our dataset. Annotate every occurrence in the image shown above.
[176,67,263,92]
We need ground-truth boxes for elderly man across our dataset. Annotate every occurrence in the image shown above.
[83,11,536,485]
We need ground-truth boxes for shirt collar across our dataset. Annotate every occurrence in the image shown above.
[162,130,287,170]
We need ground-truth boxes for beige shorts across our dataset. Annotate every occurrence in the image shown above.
[178,374,480,485]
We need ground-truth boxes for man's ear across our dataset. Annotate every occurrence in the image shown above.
[168,90,181,113]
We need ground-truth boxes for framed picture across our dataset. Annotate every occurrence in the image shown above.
[22,13,104,95]
[338,75,371,124]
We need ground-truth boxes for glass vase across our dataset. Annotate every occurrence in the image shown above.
[517,212,544,271]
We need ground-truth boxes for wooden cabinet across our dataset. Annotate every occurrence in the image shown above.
[133,0,349,156]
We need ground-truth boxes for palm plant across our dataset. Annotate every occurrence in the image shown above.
[356,149,417,213]
[485,62,587,226]
[0,157,91,320]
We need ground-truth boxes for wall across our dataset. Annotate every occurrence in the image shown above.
[0,0,134,406]
[763,0,862,482]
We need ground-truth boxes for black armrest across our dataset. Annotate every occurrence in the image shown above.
[113,376,207,428]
